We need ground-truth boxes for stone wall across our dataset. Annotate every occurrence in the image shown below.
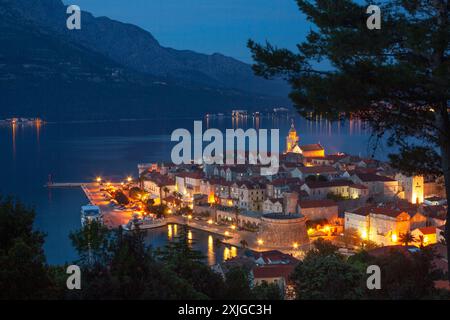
[257,214,309,248]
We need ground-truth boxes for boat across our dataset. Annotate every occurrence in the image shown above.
[122,214,166,231]
[81,204,102,226]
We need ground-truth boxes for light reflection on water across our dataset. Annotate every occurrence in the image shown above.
[0,116,389,265]
[147,224,239,266]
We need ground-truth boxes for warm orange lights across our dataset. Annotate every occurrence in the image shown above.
[361,230,368,240]
[293,242,299,249]
[208,192,216,204]
[96,177,102,183]
[127,176,132,182]
[224,231,230,236]
[207,219,213,225]
[257,239,264,246]
[230,225,236,230]
[391,233,398,243]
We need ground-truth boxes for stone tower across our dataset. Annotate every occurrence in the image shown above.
[286,120,299,153]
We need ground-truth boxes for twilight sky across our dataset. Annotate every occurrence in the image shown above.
[63,0,310,63]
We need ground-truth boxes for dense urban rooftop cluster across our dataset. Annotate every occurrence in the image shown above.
[136,123,448,297]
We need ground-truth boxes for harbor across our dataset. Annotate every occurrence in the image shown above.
[46,180,278,254]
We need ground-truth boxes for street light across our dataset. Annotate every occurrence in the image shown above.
[293,242,299,249]
[257,239,264,246]
[127,176,132,183]
[96,177,102,183]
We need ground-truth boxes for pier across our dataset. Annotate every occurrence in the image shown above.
[44,182,90,188]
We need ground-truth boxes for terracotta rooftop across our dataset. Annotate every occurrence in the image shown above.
[175,171,204,179]
[306,154,347,161]
[349,204,414,218]
[350,184,368,190]
[252,265,296,282]
[355,173,396,182]
[300,143,324,152]
[143,172,175,186]
[417,226,438,235]
[299,199,337,209]
[306,179,353,189]
[254,250,299,265]
[300,166,337,174]
[271,177,303,186]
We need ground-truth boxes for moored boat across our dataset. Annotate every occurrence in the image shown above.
[81,204,102,226]
[123,214,166,231]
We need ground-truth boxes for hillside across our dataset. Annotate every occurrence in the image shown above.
[3,0,289,96]
[0,1,290,121]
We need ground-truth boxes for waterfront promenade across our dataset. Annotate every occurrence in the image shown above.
[50,182,306,256]
[82,183,136,228]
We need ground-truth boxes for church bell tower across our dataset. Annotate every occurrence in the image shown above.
[286,120,299,153]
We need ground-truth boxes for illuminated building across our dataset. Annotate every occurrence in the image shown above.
[285,121,325,158]
[395,173,424,204]
[345,204,412,246]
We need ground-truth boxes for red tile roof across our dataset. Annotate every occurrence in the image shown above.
[306,179,352,189]
[422,205,447,219]
[299,199,337,209]
[349,184,368,190]
[144,172,175,186]
[417,226,437,235]
[300,143,324,151]
[175,171,204,179]
[271,177,303,186]
[355,173,395,182]
[300,166,337,174]
[252,264,296,282]
[256,250,299,265]
[306,154,347,161]
[350,205,410,218]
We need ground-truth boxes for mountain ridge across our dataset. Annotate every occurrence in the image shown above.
[0,0,290,121]
[3,0,289,96]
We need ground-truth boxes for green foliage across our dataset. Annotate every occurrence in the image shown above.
[340,227,361,248]
[113,190,129,205]
[147,204,169,217]
[252,282,283,300]
[223,267,253,300]
[293,241,448,300]
[179,206,193,216]
[364,248,445,300]
[69,224,206,299]
[307,238,340,258]
[69,220,112,267]
[399,232,417,246]
[128,187,143,200]
[0,196,59,299]
[248,0,450,282]
[291,253,365,299]
[156,225,226,299]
